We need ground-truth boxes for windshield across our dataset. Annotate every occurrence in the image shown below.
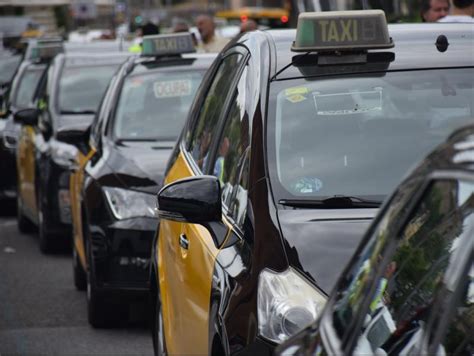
[58,64,119,113]
[14,68,43,108]
[0,55,21,84]
[113,70,204,141]
[267,68,474,203]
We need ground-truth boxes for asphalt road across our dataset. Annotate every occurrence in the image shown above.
[0,203,153,355]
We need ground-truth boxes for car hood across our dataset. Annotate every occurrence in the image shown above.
[278,208,377,294]
[105,140,174,194]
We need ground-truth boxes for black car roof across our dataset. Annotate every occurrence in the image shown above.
[268,23,473,79]
[129,53,217,75]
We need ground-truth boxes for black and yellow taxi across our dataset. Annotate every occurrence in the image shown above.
[14,51,129,252]
[69,34,216,327]
[150,11,474,355]
[277,124,474,355]
[0,41,62,206]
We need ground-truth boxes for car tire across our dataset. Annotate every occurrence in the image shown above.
[16,193,35,233]
[73,246,87,291]
[153,294,167,356]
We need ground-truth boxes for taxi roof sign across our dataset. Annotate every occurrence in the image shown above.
[29,43,64,61]
[292,10,393,52]
[141,33,195,57]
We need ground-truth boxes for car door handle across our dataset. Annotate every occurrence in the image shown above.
[179,234,189,250]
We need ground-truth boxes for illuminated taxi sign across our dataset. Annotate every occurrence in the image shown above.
[142,33,195,57]
[292,10,393,52]
[29,43,64,61]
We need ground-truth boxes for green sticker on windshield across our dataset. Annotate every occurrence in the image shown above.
[285,87,309,103]
[286,94,307,103]
[285,86,309,96]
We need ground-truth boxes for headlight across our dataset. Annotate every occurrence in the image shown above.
[103,186,156,219]
[50,140,78,168]
[258,267,327,343]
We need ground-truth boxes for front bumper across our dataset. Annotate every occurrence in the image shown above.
[90,217,158,291]
[234,336,275,356]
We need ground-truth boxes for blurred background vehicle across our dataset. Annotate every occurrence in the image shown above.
[0,40,63,207]
[14,51,130,253]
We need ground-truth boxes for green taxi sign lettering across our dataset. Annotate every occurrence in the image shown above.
[292,10,393,52]
[142,33,195,57]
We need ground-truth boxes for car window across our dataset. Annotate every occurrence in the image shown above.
[188,53,244,171]
[0,55,21,84]
[57,64,119,114]
[267,68,474,202]
[211,66,250,228]
[436,263,473,355]
[113,70,204,141]
[332,179,474,355]
[13,68,43,108]
[90,75,117,148]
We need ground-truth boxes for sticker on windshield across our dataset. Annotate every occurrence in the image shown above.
[285,86,308,103]
[286,94,307,103]
[285,86,309,96]
[292,177,323,194]
[153,79,192,98]
[313,89,382,115]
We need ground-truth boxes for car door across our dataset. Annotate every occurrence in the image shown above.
[158,49,247,355]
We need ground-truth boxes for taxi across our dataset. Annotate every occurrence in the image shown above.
[14,51,129,252]
[0,41,62,206]
[69,34,215,327]
[150,11,474,355]
[277,124,474,355]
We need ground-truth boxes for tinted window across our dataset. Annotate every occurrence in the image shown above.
[0,55,21,84]
[113,70,204,140]
[188,53,244,171]
[268,69,474,202]
[14,68,43,108]
[438,263,473,355]
[90,75,117,147]
[211,66,250,228]
[332,179,474,355]
[58,65,119,113]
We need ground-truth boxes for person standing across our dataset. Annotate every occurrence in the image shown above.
[195,15,228,53]
[438,0,474,22]
[421,0,450,21]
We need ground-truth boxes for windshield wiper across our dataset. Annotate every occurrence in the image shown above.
[60,110,96,115]
[279,195,382,209]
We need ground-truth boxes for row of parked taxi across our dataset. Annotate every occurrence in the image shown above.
[0,10,473,356]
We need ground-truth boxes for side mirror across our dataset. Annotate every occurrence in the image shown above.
[157,175,222,224]
[14,108,39,126]
[56,124,91,156]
